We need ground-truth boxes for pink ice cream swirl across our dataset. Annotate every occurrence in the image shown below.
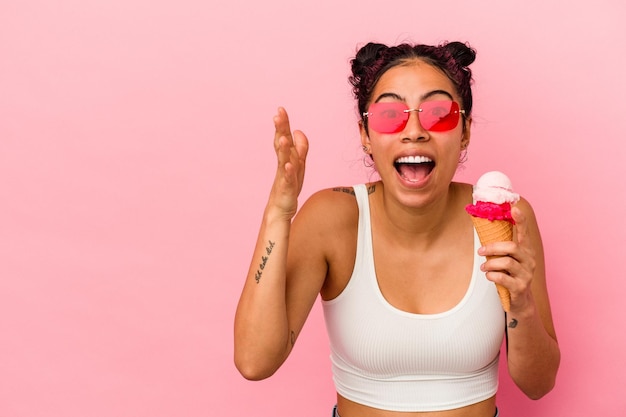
[465,201,515,223]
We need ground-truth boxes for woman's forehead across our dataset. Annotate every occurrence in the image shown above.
[374,61,455,96]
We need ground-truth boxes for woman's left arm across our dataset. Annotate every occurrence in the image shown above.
[479,197,560,399]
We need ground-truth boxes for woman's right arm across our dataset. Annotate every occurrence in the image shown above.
[234,108,324,380]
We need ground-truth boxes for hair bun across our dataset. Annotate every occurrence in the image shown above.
[443,41,476,68]
[351,42,388,77]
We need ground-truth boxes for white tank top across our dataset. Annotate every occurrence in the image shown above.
[322,184,505,412]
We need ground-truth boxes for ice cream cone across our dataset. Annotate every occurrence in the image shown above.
[470,216,512,312]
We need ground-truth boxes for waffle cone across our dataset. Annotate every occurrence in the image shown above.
[470,216,513,312]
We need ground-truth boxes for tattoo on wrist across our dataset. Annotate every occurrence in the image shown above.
[508,318,518,328]
[254,240,275,284]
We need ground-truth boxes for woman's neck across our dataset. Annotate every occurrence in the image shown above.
[371,181,471,247]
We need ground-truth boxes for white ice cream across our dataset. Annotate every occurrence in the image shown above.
[472,171,520,204]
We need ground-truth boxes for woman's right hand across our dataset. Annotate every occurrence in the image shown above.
[269,107,309,219]
[234,109,316,380]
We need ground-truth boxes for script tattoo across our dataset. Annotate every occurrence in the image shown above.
[332,187,355,195]
[508,318,518,329]
[254,240,275,284]
[332,184,376,195]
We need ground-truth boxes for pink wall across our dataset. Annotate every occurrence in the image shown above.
[1,1,624,416]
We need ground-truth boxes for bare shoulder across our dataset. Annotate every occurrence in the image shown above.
[288,185,363,295]
[290,184,371,266]
[293,185,371,300]
[294,185,365,230]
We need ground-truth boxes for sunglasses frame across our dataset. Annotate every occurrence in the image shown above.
[362,100,466,134]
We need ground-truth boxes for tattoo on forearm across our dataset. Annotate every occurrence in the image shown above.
[508,318,518,328]
[254,240,275,284]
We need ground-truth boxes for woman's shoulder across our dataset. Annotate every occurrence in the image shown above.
[295,184,368,227]
[308,182,379,207]
[302,184,361,210]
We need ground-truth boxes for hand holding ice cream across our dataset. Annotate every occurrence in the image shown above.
[465,171,520,311]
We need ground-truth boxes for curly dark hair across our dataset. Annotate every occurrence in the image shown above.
[349,41,476,130]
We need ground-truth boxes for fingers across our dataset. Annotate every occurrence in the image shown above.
[480,238,535,275]
[481,250,528,279]
[276,135,294,178]
[477,205,531,262]
[511,206,529,246]
[273,108,309,181]
[480,249,530,299]
[268,108,309,217]
[479,228,536,310]
[274,107,293,150]
[276,135,307,186]
[292,129,309,163]
[478,240,521,264]
[478,202,543,311]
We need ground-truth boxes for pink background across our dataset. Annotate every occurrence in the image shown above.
[1,1,624,416]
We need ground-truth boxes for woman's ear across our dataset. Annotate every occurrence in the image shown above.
[359,120,371,152]
[461,117,472,149]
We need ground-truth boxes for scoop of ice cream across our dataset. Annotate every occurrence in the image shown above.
[472,171,520,205]
[465,201,514,222]
[465,171,520,222]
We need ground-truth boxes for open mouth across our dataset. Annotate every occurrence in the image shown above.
[394,155,435,183]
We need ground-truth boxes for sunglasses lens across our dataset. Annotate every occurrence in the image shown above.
[366,102,409,133]
[419,101,460,132]
[365,101,462,133]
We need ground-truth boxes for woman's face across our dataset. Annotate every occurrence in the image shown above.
[360,60,471,206]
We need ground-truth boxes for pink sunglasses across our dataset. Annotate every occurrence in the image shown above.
[363,100,465,134]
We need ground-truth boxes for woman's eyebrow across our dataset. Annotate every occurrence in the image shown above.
[373,89,454,104]
[374,92,404,103]
[421,89,454,101]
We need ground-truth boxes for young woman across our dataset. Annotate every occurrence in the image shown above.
[234,41,560,417]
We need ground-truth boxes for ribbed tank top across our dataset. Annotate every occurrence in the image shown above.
[322,184,505,412]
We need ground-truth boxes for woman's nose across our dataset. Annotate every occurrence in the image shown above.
[401,110,429,142]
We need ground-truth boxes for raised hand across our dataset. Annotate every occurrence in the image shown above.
[269,107,309,219]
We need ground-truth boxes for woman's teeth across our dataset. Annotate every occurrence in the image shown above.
[394,155,433,164]
[394,155,434,183]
